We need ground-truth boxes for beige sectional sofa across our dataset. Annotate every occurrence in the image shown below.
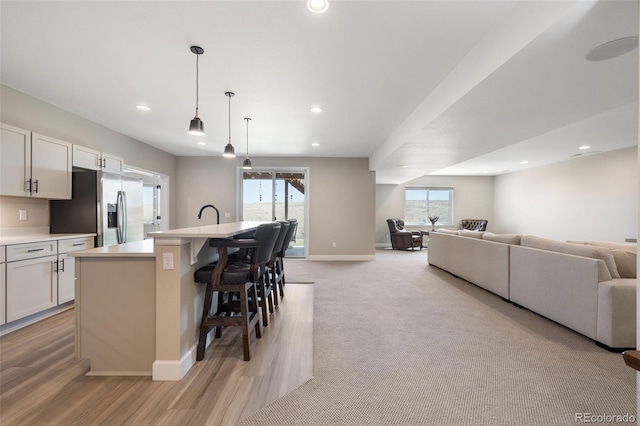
[427,230,511,300]
[427,231,637,350]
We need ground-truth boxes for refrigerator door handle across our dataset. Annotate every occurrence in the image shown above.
[116,191,124,244]
[121,191,128,243]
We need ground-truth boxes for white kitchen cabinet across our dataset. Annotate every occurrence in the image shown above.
[31,133,72,199]
[1,246,6,326]
[57,253,75,304]
[0,123,31,197]
[6,251,58,322]
[73,145,124,175]
[57,237,94,304]
[0,124,72,199]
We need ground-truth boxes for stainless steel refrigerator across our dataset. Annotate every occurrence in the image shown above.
[50,170,144,246]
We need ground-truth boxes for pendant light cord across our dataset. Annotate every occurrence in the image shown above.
[228,94,231,143]
[245,118,250,155]
[195,54,199,113]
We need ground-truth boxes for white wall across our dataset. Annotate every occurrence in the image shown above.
[494,147,638,242]
[0,85,178,229]
[375,175,494,245]
[176,156,376,258]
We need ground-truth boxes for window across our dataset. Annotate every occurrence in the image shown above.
[404,187,453,225]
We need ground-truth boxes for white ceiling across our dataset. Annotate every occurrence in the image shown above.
[1,0,637,184]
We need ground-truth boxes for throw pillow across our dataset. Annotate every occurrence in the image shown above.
[459,229,484,239]
[482,232,521,245]
[437,228,459,235]
[612,249,637,279]
[522,236,620,279]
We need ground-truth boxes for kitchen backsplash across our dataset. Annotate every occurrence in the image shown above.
[0,196,49,229]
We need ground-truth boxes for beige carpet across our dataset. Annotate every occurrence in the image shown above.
[237,249,636,425]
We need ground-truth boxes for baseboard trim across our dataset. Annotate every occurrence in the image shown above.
[307,255,376,261]
[0,303,74,336]
[152,342,198,381]
[86,371,151,377]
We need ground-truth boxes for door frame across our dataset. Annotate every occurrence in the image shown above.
[237,166,309,258]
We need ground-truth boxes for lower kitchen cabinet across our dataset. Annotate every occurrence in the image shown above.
[57,253,75,304]
[0,262,5,326]
[6,254,58,322]
[2,236,94,326]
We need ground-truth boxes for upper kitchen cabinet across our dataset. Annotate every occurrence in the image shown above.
[31,134,72,199]
[73,145,124,175]
[0,123,31,197]
[0,123,73,199]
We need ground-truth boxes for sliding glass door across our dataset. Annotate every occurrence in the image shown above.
[241,168,306,257]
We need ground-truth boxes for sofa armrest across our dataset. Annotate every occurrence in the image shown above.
[597,279,636,349]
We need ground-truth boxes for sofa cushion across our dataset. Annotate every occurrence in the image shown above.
[612,249,637,279]
[522,235,620,279]
[459,229,484,239]
[567,240,637,253]
[482,232,521,245]
[436,228,459,235]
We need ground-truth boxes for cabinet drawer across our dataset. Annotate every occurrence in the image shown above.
[7,241,57,262]
[59,237,94,254]
[0,246,5,263]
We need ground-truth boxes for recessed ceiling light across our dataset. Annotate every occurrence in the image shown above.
[311,142,320,147]
[586,36,638,61]
[310,106,323,113]
[579,145,591,150]
[307,0,329,14]
[520,160,529,164]
[197,141,206,146]
[397,165,409,168]
[136,104,151,111]
[482,171,489,174]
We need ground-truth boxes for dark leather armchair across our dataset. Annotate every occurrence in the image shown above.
[459,219,488,231]
[387,218,423,251]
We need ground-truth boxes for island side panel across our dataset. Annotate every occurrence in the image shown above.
[153,238,218,380]
[78,257,156,375]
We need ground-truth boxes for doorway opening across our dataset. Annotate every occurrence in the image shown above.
[240,168,307,258]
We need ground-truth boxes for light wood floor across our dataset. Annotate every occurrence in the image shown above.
[0,284,314,426]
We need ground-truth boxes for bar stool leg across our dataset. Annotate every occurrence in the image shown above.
[240,283,252,361]
[196,281,214,361]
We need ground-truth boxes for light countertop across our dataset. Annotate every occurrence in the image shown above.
[0,233,96,246]
[148,221,266,239]
[69,239,155,258]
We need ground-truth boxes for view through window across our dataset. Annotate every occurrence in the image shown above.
[241,169,307,257]
[404,188,453,225]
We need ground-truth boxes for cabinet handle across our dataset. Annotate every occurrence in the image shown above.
[26,179,32,193]
[60,258,65,272]
[33,180,39,193]
[27,248,45,253]
[54,260,58,273]
[72,243,85,246]
[101,158,106,168]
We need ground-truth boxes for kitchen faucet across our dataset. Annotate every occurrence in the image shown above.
[197,204,220,224]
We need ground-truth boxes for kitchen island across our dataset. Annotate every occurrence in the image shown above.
[72,222,266,380]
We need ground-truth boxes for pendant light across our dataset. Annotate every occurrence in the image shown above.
[188,46,205,136]
[223,91,236,158]
[242,117,252,169]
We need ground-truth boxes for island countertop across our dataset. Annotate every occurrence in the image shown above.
[69,238,155,258]
[148,221,266,239]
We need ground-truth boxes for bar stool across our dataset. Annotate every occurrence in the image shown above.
[274,218,298,299]
[269,221,290,307]
[194,222,281,361]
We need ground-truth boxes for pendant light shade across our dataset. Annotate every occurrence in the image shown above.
[188,46,205,136]
[242,117,252,169]
[223,91,236,158]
